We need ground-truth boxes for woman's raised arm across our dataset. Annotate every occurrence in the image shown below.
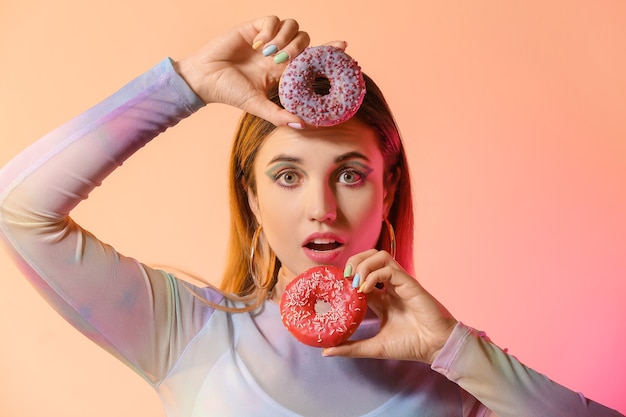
[0,16,309,385]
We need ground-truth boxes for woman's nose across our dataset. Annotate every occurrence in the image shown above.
[307,181,337,223]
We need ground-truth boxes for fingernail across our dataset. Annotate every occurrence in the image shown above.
[287,122,303,129]
[273,51,289,64]
[343,264,353,278]
[352,273,361,288]
[252,40,265,50]
[262,44,278,56]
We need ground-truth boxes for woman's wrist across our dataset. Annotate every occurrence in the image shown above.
[173,58,208,104]
[425,319,459,364]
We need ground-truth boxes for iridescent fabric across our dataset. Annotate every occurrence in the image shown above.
[0,58,620,417]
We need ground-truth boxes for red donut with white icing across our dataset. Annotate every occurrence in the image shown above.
[280,265,367,348]
[279,45,366,127]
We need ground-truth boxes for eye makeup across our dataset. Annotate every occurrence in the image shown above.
[263,152,375,189]
[265,162,306,189]
[335,162,373,187]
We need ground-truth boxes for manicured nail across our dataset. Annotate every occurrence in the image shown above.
[287,122,303,129]
[262,44,278,56]
[343,264,353,278]
[252,40,264,50]
[352,273,361,288]
[273,51,289,64]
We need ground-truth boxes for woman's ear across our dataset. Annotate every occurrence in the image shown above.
[383,167,400,217]
[247,186,262,224]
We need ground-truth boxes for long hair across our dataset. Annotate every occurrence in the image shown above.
[220,73,415,311]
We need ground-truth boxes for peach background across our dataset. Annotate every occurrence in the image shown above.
[1,0,625,415]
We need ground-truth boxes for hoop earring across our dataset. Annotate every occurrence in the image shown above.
[383,218,396,259]
[250,225,273,290]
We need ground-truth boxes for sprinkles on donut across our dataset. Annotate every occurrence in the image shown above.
[280,265,368,348]
[278,45,366,127]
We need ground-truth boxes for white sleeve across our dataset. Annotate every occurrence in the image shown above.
[0,58,222,385]
[432,322,623,417]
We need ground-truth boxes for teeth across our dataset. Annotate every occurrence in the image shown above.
[311,238,336,244]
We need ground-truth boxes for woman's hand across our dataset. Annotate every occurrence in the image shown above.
[174,16,345,127]
[323,249,458,364]
[174,16,307,126]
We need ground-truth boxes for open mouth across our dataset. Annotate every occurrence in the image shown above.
[305,238,342,252]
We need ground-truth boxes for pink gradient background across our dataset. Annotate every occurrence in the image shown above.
[1,0,625,415]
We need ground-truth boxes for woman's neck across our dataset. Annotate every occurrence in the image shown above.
[269,266,295,303]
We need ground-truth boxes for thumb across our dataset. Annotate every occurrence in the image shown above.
[246,95,305,128]
[322,40,348,51]
[322,338,381,359]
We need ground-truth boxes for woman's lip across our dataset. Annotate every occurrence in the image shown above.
[303,245,343,264]
[302,232,345,247]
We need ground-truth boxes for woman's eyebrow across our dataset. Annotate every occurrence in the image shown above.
[334,151,370,164]
[268,154,302,165]
[268,151,370,165]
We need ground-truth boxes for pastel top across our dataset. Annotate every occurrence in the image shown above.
[0,58,621,417]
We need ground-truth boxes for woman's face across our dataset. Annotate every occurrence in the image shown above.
[247,118,392,281]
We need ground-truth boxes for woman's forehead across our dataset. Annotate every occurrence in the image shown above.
[257,120,382,164]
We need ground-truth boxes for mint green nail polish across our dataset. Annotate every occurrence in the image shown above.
[262,44,278,56]
[343,264,353,278]
[273,51,289,64]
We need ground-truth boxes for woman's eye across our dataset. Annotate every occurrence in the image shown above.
[275,170,301,187]
[338,169,364,185]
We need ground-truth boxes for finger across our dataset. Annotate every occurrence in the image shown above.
[358,265,397,294]
[343,249,387,290]
[271,39,346,65]
[250,15,281,49]
[268,18,301,47]
[322,40,348,51]
[271,31,311,64]
[347,250,398,291]
[242,94,305,128]
[344,249,379,277]
[254,18,301,56]
[322,338,384,359]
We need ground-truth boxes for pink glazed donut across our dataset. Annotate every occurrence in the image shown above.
[279,46,366,127]
[280,265,367,348]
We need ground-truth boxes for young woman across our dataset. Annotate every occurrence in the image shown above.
[0,16,622,417]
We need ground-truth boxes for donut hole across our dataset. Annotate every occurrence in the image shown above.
[312,76,331,96]
[314,299,332,315]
